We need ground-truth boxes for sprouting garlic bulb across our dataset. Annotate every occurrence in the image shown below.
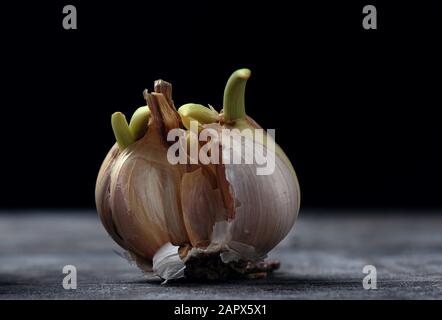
[95,69,300,281]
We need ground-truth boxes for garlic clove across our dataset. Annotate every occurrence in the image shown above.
[95,143,128,250]
[208,68,300,257]
[96,143,159,271]
[180,168,225,248]
[109,145,170,261]
[223,138,299,257]
[141,91,190,247]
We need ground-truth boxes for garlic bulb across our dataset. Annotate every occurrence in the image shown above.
[95,69,300,281]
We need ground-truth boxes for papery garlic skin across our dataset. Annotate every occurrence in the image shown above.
[95,144,127,249]
[223,138,300,258]
[95,70,300,280]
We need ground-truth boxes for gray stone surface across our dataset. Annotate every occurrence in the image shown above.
[0,211,441,299]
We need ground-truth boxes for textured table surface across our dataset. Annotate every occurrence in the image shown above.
[0,211,441,299]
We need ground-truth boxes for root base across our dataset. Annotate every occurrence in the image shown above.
[184,252,280,281]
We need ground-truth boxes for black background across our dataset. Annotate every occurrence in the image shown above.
[0,1,441,210]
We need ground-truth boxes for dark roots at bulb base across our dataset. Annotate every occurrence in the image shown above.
[183,252,281,281]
